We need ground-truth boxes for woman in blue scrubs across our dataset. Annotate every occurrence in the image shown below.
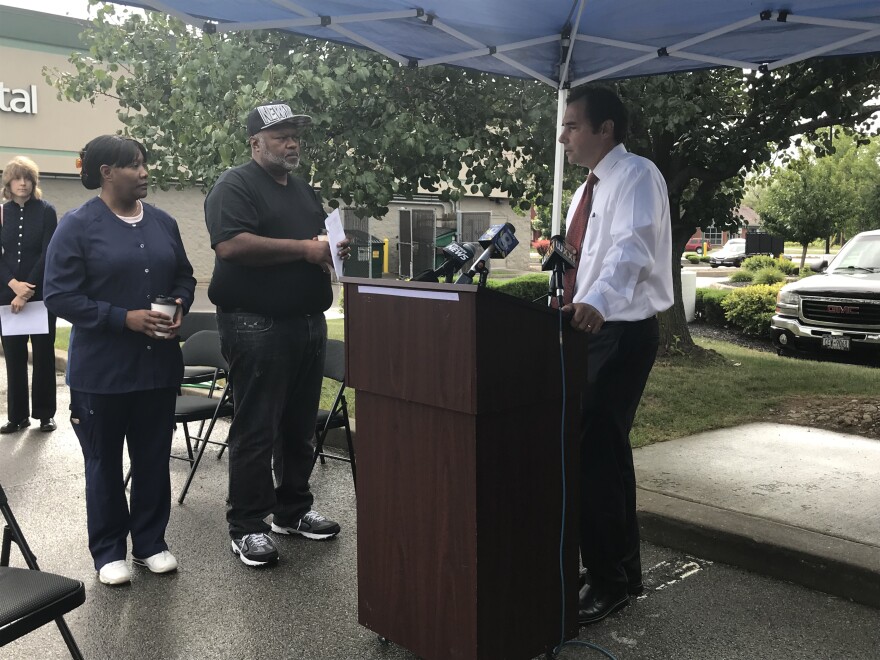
[44,135,196,586]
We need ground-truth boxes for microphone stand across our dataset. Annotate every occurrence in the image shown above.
[476,260,490,287]
[548,263,565,308]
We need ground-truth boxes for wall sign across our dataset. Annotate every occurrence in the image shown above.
[0,84,38,114]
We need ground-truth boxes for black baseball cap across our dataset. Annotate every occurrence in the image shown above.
[247,102,312,136]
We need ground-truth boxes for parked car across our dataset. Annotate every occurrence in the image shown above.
[771,229,880,363]
[685,237,708,255]
[708,238,747,267]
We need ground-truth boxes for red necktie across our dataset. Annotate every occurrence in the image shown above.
[563,172,598,305]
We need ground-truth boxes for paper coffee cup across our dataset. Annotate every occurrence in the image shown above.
[151,296,177,337]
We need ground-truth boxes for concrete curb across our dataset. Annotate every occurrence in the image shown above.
[637,488,880,609]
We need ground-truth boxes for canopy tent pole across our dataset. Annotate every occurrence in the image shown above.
[550,87,568,237]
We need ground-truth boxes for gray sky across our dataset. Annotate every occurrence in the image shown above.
[1,1,96,18]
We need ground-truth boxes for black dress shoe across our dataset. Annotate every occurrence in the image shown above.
[40,418,57,432]
[0,419,30,434]
[578,584,629,626]
[579,567,644,596]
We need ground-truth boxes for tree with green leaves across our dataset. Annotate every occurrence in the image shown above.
[47,2,880,355]
[758,157,849,267]
[755,134,880,266]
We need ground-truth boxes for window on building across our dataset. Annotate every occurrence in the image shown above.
[703,226,723,247]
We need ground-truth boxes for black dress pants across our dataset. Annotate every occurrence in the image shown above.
[579,317,659,593]
[0,313,57,423]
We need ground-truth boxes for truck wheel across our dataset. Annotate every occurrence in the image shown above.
[696,247,703,255]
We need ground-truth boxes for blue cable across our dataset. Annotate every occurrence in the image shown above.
[552,306,617,660]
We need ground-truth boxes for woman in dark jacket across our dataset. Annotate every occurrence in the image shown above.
[0,156,58,433]
[44,135,196,586]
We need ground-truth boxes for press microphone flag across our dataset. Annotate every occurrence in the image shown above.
[477,222,519,257]
[412,241,478,283]
[456,223,519,285]
[541,235,576,272]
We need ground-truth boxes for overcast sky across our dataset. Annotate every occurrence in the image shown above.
[1,1,97,19]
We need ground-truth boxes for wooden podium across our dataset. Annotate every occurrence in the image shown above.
[342,277,587,660]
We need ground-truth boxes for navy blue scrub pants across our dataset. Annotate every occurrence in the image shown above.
[579,317,659,594]
[70,387,177,570]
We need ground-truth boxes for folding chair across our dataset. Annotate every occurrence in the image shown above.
[174,330,234,504]
[178,312,224,392]
[0,482,86,659]
[123,331,233,502]
[312,339,356,484]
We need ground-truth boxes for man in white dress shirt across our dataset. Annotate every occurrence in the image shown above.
[558,85,674,625]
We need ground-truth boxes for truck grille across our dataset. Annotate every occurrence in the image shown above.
[801,297,880,327]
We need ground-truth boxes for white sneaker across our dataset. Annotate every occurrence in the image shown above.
[133,550,178,574]
[98,560,131,585]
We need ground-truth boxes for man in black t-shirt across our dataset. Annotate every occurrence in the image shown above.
[205,102,350,567]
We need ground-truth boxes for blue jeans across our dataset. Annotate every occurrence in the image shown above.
[217,312,326,539]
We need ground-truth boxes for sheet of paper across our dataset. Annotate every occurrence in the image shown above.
[324,209,346,280]
[0,300,50,336]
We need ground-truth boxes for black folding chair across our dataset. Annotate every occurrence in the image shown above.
[179,312,224,393]
[123,331,233,503]
[174,330,234,504]
[0,482,86,659]
[312,339,356,484]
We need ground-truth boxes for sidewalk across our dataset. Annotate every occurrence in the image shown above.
[634,423,880,609]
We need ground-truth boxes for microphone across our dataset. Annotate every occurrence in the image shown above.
[542,235,577,307]
[412,242,478,283]
[540,235,576,273]
[455,223,519,285]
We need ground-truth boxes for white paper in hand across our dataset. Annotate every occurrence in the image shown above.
[324,209,346,280]
[0,301,50,336]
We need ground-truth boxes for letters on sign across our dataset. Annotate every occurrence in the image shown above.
[0,84,38,114]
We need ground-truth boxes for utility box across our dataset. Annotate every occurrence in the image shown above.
[746,232,784,257]
[344,230,385,279]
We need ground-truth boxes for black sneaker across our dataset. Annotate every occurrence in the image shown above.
[230,533,279,566]
[271,510,340,540]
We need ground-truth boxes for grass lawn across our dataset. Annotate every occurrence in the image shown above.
[59,318,876,448]
[632,338,877,447]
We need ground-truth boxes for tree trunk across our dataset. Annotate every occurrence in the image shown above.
[658,207,697,356]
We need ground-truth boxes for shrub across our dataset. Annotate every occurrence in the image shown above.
[531,239,550,257]
[721,283,784,336]
[728,269,754,283]
[741,255,776,272]
[685,254,701,264]
[486,272,549,302]
[799,267,817,279]
[751,267,786,285]
[700,255,711,263]
[742,254,799,276]
[695,288,730,325]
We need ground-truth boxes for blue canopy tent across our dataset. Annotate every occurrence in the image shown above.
[120,0,880,231]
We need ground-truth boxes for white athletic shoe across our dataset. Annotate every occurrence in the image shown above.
[98,560,131,585]
[133,550,179,574]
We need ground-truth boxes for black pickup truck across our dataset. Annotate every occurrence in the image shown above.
[771,229,880,363]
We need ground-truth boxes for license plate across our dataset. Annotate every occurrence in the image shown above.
[822,336,851,351]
